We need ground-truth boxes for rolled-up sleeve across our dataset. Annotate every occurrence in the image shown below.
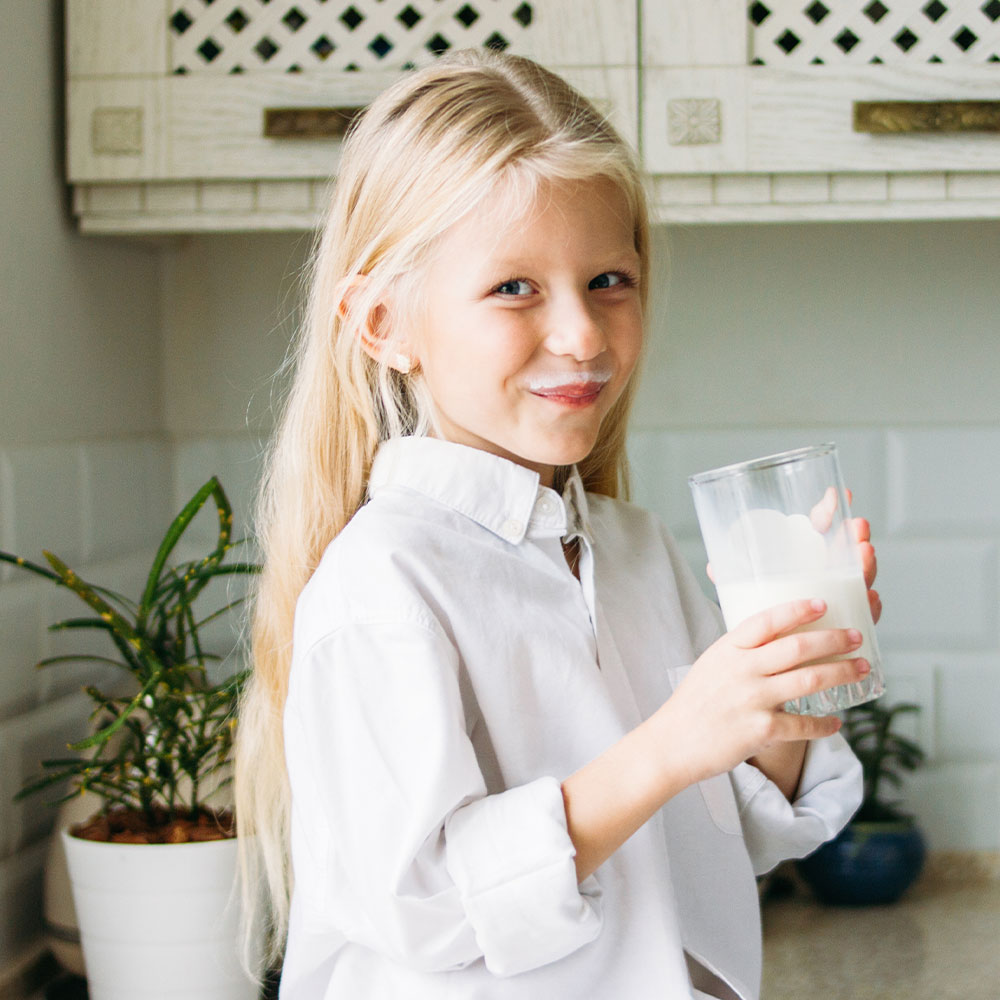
[284,617,602,977]
[730,732,863,875]
[446,778,602,976]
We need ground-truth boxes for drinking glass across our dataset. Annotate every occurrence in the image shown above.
[688,444,884,715]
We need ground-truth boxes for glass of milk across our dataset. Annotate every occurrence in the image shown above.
[688,444,884,716]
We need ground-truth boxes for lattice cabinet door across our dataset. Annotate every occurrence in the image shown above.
[641,0,1000,219]
[66,0,637,191]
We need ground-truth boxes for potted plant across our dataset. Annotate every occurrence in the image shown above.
[1,477,260,1000]
[797,699,928,905]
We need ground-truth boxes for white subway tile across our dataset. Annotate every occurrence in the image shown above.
[935,657,1000,760]
[888,428,1000,535]
[81,438,172,561]
[627,430,677,529]
[0,451,13,583]
[870,538,997,652]
[903,761,1000,850]
[0,580,48,719]
[0,840,47,963]
[173,440,230,551]
[877,655,937,761]
[5,445,87,565]
[0,692,92,856]
[173,436,262,545]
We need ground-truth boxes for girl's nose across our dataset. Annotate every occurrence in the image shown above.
[544,293,607,361]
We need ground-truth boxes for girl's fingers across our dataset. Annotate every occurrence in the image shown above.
[767,707,844,744]
[809,487,839,532]
[868,587,882,624]
[859,541,877,588]
[729,598,828,650]
[763,626,864,676]
[770,656,870,706]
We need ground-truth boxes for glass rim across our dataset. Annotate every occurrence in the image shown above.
[687,443,837,487]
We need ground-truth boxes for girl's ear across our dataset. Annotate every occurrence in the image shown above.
[337,274,414,374]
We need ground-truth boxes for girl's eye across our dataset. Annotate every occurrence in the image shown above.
[493,278,533,297]
[589,272,633,290]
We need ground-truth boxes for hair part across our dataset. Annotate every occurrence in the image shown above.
[235,47,652,970]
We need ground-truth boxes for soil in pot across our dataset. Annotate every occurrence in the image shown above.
[71,806,235,845]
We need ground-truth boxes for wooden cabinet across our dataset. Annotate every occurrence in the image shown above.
[66,0,636,232]
[641,0,1000,221]
[67,1,1000,229]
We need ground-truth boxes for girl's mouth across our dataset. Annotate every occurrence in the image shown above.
[525,371,612,407]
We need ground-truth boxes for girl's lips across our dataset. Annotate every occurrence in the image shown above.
[529,381,607,406]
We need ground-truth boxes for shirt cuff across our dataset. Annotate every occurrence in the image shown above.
[444,776,603,977]
[731,732,863,875]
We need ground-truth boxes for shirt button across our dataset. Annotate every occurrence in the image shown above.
[500,518,523,540]
[536,495,556,515]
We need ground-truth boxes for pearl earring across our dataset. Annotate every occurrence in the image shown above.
[393,353,412,374]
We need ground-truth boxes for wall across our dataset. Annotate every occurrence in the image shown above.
[630,222,1000,851]
[162,220,1000,859]
[0,1,167,978]
[2,0,999,978]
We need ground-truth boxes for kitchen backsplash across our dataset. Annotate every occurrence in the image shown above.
[630,423,1000,852]
[3,421,998,944]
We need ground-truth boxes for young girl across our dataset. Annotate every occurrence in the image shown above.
[236,48,878,1000]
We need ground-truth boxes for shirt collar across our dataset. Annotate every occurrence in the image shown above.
[368,437,591,545]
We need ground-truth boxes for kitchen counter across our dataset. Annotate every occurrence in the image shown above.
[761,854,1000,1000]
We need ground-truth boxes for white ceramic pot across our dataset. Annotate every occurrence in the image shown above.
[62,831,258,1000]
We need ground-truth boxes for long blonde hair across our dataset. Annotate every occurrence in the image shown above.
[235,47,652,968]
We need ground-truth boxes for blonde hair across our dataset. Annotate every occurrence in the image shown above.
[235,47,651,969]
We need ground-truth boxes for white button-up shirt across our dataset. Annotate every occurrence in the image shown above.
[281,437,862,1000]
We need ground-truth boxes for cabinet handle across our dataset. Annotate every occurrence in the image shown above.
[854,101,1000,134]
[263,106,366,139]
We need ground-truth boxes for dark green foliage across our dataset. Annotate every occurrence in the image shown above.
[841,699,926,823]
[0,478,258,825]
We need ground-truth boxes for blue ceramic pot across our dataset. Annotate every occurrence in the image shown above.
[796,821,926,905]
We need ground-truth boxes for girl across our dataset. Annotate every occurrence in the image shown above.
[236,48,877,1000]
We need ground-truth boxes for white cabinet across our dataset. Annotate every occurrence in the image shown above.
[67,1,1000,229]
[66,0,636,233]
[642,0,1000,221]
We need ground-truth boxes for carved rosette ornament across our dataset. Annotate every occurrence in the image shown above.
[667,98,722,146]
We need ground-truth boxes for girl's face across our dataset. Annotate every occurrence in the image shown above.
[405,175,644,488]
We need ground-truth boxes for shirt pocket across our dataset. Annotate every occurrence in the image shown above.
[697,773,743,836]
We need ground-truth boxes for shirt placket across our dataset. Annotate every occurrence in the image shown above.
[573,534,646,732]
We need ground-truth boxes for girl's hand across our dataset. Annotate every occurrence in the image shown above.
[852,516,881,624]
[660,598,870,788]
[816,487,881,624]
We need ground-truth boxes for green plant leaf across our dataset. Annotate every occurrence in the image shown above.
[36,654,128,671]
[138,478,230,627]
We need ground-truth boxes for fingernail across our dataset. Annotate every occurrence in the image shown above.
[847,629,863,645]
[857,658,870,675]
[810,599,826,612]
